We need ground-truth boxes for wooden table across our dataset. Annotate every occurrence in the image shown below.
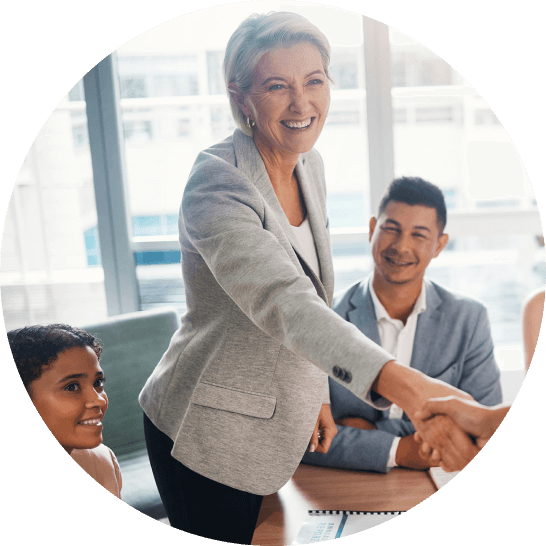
[251,464,438,545]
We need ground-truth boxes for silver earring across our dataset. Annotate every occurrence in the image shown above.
[246,116,255,130]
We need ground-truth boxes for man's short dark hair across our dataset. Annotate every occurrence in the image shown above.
[8,324,103,392]
[377,176,447,231]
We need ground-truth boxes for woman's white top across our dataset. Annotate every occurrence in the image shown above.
[291,215,329,404]
[291,216,320,278]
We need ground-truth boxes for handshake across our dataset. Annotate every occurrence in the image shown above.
[312,395,510,472]
[413,397,510,472]
[309,361,510,472]
[371,359,509,472]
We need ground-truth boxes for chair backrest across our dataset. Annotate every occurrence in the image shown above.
[80,308,178,458]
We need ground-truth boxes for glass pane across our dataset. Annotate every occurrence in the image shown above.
[390,27,536,212]
[1,89,108,331]
[388,27,542,370]
[114,3,370,314]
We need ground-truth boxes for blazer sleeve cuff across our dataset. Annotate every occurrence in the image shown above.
[363,387,392,410]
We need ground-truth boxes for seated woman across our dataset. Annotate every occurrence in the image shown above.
[8,324,122,498]
[522,287,545,370]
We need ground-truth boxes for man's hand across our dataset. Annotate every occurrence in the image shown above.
[414,396,509,450]
[395,435,437,470]
[334,416,377,430]
[309,404,337,453]
[414,414,479,472]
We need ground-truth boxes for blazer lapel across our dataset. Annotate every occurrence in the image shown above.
[295,156,334,304]
[346,278,381,345]
[232,130,329,303]
[410,281,443,376]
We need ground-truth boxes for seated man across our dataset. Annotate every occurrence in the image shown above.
[303,176,502,473]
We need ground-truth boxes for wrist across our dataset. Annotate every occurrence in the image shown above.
[486,404,510,438]
[372,361,428,418]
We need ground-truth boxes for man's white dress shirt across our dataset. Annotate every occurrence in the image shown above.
[369,278,428,468]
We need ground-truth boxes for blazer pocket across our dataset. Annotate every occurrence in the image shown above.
[191,382,277,419]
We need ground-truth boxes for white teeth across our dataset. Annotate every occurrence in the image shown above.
[79,418,101,426]
[387,257,412,266]
[282,118,312,129]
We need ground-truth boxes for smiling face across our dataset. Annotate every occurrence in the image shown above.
[29,346,108,453]
[239,42,330,161]
[369,201,449,288]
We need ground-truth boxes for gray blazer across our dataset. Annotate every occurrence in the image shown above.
[302,277,502,473]
[139,130,393,495]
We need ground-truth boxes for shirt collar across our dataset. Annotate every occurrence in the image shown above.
[369,277,428,323]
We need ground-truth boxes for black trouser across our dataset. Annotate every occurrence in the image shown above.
[143,412,263,545]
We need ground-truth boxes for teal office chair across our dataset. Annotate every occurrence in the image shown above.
[81,307,178,520]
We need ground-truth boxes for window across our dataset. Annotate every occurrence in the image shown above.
[3,5,541,374]
[1,93,108,330]
[390,26,542,368]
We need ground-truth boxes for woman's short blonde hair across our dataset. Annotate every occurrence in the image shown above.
[223,11,331,136]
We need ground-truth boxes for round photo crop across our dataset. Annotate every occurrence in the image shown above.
[2,1,544,545]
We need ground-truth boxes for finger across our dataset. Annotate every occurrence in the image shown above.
[418,441,432,460]
[432,419,479,471]
[427,448,442,467]
[436,459,456,472]
[308,425,319,453]
[317,427,335,453]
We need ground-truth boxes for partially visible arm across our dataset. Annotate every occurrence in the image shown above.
[370,360,473,424]
[334,416,434,470]
[301,424,399,474]
[395,435,436,470]
[308,404,337,453]
[370,361,480,471]
[522,289,545,370]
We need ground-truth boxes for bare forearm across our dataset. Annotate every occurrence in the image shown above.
[481,404,510,441]
[371,361,425,415]
[371,360,472,420]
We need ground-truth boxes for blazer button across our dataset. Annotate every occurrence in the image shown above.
[333,365,341,378]
[343,371,352,383]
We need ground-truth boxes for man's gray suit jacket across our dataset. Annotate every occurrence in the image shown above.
[302,277,502,473]
[139,130,394,496]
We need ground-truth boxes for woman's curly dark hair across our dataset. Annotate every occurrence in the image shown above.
[8,324,103,392]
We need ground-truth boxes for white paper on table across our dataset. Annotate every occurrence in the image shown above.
[428,467,459,489]
[292,510,404,543]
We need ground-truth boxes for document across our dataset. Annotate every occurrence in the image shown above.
[428,467,459,489]
[292,510,404,543]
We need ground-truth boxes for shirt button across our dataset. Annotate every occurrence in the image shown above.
[333,365,341,377]
[344,371,352,383]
